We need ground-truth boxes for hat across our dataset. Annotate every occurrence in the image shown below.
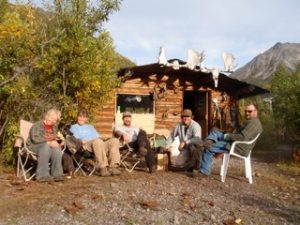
[181,109,192,117]
[122,111,132,118]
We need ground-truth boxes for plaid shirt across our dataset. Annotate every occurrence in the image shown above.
[26,120,58,149]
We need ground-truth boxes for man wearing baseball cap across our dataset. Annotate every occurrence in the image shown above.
[166,109,202,170]
[114,111,156,173]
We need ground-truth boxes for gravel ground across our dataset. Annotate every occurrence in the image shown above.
[0,152,299,225]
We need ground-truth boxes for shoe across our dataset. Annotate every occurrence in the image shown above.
[53,176,64,182]
[169,164,186,172]
[186,166,194,173]
[181,160,195,170]
[100,167,111,177]
[63,171,73,180]
[36,176,54,183]
[109,167,121,176]
[149,165,156,173]
[186,171,209,178]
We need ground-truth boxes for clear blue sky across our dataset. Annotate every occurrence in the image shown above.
[10,0,300,70]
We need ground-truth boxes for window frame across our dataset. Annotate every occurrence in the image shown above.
[115,93,155,114]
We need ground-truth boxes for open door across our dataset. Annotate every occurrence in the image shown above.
[183,91,210,138]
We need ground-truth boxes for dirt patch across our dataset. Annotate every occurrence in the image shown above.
[0,151,299,225]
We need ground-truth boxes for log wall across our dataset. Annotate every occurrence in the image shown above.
[94,74,238,137]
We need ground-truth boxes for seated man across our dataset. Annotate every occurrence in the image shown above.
[114,111,156,173]
[26,109,65,182]
[197,103,263,177]
[70,109,121,176]
[165,109,202,170]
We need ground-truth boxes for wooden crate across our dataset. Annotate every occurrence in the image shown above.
[156,153,169,171]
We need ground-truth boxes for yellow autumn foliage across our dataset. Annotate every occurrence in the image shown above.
[0,12,29,39]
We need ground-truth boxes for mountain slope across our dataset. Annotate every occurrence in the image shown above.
[231,42,300,83]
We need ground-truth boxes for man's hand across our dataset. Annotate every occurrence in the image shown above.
[47,140,60,148]
[224,133,230,141]
[81,140,88,145]
[123,134,130,143]
[179,142,185,151]
[45,133,57,141]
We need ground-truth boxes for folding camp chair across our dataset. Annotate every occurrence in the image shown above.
[72,150,97,176]
[112,123,142,173]
[119,142,141,173]
[15,120,37,181]
[15,120,67,181]
[63,134,97,176]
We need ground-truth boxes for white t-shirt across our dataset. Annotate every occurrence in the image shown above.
[114,125,140,143]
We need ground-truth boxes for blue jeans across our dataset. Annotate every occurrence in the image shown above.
[199,130,229,175]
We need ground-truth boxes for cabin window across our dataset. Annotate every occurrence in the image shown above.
[116,94,154,114]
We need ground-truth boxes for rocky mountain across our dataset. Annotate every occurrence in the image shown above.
[230,42,300,83]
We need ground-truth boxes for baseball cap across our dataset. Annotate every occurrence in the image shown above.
[181,109,192,117]
[122,111,132,118]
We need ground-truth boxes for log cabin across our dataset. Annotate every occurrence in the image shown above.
[94,59,269,138]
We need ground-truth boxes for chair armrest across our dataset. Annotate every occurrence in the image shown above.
[229,133,261,156]
[14,135,25,148]
[61,141,67,152]
[229,141,252,155]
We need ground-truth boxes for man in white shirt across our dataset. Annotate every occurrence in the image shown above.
[114,112,156,173]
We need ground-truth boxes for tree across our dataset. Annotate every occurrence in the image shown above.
[0,0,125,164]
[35,0,123,118]
[0,1,43,162]
[271,65,300,142]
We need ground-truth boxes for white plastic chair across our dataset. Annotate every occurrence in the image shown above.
[220,133,261,184]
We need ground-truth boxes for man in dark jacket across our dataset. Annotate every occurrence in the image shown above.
[198,103,263,176]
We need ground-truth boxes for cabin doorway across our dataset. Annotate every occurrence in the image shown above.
[183,91,210,138]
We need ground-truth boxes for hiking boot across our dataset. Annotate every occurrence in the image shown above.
[186,166,194,173]
[109,167,121,176]
[186,171,209,178]
[100,167,111,177]
[149,165,156,173]
[65,171,74,179]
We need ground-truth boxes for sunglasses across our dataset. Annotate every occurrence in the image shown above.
[245,110,255,113]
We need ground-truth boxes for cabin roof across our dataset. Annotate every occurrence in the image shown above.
[118,59,269,99]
